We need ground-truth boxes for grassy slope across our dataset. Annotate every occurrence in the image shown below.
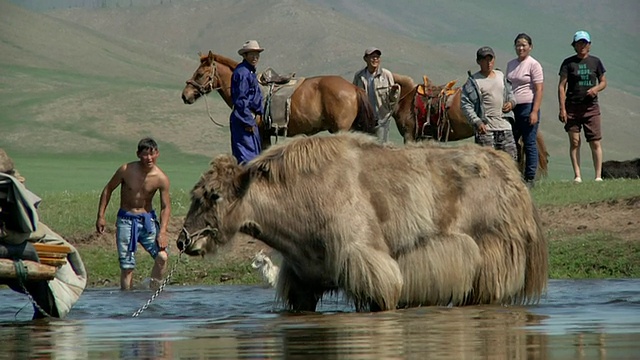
[1,0,637,184]
[2,0,639,181]
[10,151,211,194]
[1,1,231,194]
[311,0,639,89]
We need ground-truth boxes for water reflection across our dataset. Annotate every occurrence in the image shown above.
[0,321,88,359]
[219,307,551,359]
[0,280,639,359]
[116,337,174,360]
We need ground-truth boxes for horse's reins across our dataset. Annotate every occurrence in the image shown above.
[398,86,416,103]
[186,63,225,127]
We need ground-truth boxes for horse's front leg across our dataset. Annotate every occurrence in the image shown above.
[402,126,416,144]
[395,116,415,144]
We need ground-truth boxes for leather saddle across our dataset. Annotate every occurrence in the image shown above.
[413,75,459,141]
[417,75,457,97]
[259,68,296,85]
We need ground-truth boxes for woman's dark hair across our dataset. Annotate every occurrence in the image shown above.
[514,33,532,46]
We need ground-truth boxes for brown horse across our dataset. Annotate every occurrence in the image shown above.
[181,51,376,147]
[392,74,548,177]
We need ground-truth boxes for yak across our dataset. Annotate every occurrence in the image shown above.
[177,132,547,312]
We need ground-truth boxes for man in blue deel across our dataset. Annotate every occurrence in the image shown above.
[230,40,264,164]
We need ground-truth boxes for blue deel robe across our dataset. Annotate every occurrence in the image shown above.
[230,60,263,164]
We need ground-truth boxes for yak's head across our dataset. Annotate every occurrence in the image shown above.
[176,154,245,256]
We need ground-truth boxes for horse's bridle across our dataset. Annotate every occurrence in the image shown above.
[185,61,225,127]
[186,61,220,96]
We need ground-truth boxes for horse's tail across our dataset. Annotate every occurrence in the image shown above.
[522,206,549,304]
[353,88,377,134]
[536,131,549,178]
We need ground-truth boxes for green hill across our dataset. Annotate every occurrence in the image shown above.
[2,0,639,191]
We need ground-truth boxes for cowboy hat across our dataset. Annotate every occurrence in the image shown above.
[238,40,264,55]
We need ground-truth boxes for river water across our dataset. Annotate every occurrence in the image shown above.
[1,279,639,359]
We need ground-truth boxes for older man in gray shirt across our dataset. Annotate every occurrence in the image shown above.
[353,47,400,143]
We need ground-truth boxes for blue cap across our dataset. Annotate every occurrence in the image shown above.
[572,30,591,44]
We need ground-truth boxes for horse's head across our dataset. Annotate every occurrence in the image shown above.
[181,51,219,104]
[176,154,243,256]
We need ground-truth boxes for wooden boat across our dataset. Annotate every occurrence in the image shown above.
[1,170,87,319]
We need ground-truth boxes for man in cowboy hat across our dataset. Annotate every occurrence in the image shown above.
[353,47,400,143]
[230,40,265,164]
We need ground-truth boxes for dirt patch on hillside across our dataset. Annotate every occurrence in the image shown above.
[71,196,640,262]
[538,196,640,242]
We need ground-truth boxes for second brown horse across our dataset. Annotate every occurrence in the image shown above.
[181,51,376,148]
[392,74,548,177]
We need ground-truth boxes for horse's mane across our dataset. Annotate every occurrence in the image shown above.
[212,53,238,71]
[392,73,416,90]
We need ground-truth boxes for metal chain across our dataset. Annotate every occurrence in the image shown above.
[13,259,54,318]
[14,247,186,319]
[19,282,54,318]
[131,251,184,318]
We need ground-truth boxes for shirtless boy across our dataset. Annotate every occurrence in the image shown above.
[96,138,171,290]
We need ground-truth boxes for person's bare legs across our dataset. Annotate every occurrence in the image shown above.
[568,132,582,181]
[150,250,169,290]
[589,139,603,180]
[121,269,134,290]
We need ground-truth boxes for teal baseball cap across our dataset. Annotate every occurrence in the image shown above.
[572,30,591,45]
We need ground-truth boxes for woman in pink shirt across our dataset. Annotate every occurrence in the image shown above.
[506,33,544,188]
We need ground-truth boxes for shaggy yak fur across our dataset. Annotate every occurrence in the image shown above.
[177,132,548,312]
[602,158,640,179]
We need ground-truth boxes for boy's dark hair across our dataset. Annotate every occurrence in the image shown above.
[137,137,158,153]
